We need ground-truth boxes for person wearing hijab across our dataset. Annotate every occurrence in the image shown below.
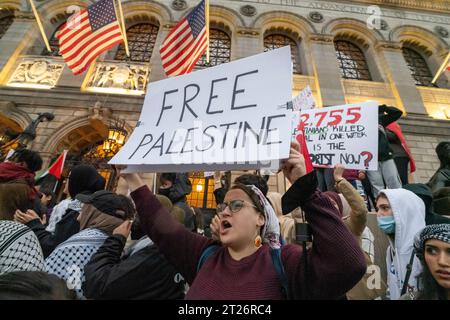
[402,224,450,300]
[14,164,106,258]
[375,188,426,299]
[0,220,45,275]
[45,190,134,299]
[118,142,366,299]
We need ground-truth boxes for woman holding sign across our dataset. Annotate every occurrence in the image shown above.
[117,142,366,299]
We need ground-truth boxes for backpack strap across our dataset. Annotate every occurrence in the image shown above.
[401,250,416,296]
[196,244,220,273]
[269,247,290,299]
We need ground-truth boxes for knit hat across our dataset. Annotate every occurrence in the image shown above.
[414,224,450,261]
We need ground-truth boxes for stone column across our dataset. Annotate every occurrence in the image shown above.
[0,13,35,83]
[148,24,171,82]
[308,34,346,107]
[376,42,428,115]
[234,28,262,60]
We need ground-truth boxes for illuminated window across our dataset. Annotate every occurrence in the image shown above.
[264,34,301,74]
[334,40,371,80]
[115,23,159,62]
[402,47,434,87]
[186,172,216,209]
[0,15,14,40]
[197,29,231,67]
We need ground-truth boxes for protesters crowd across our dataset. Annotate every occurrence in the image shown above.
[0,105,449,300]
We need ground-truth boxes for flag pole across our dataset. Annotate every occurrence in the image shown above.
[432,51,450,84]
[205,0,210,64]
[29,0,51,52]
[115,0,130,57]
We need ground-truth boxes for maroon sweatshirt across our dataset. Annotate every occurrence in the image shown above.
[131,175,366,300]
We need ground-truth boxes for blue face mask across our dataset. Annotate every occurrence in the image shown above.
[377,216,396,235]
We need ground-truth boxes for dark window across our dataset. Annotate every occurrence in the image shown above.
[197,29,231,67]
[334,40,372,80]
[115,23,159,62]
[41,23,65,56]
[402,47,434,87]
[0,15,14,40]
[264,34,301,74]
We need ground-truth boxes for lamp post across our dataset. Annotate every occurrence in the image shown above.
[18,112,55,146]
[0,112,54,160]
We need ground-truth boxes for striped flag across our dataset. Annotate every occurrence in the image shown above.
[36,150,68,181]
[56,0,124,75]
[160,0,208,77]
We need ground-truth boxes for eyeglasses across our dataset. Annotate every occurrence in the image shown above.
[217,200,258,215]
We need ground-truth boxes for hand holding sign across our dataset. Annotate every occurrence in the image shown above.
[281,141,307,184]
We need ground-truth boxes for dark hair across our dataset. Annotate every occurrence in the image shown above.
[10,149,43,172]
[234,174,268,196]
[375,192,388,202]
[160,173,176,184]
[230,183,265,215]
[116,194,136,220]
[0,271,76,300]
[0,182,34,220]
[416,261,448,300]
[435,141,450,168]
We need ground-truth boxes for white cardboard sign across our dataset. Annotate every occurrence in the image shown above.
[300,101,379,170]
[109,47,293,172]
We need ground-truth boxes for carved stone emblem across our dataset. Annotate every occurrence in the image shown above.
[86,62,150,94]
[171,0,187,11]
[308,12,324,23]
[8,58,64,87]
[435,26,449,38]
[240,5,256,17]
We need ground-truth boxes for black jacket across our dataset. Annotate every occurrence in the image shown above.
[83,235,185,300]
[378,105,403,162]
[26,208,80,258]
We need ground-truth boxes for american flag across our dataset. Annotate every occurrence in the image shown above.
[56,0,124,75]
[160,0,207,77]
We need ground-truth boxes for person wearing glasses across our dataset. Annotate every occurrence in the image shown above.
[118,142,366,299]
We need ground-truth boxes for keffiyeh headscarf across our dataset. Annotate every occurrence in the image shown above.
[247,185,281,249]
[414,224,450,261]
[0,221,45,275]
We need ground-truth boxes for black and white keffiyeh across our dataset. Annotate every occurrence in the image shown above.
[45,228,108,299]
[0,221,45,275]
[414,224,450,261]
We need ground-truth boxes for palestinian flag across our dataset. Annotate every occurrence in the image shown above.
[36,150,67,181]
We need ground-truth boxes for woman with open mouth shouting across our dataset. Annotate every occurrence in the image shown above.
[117,141,366,299]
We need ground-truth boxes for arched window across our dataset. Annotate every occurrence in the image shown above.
[264,34,301,74]
[197,28,231,67]
[41,23,65,56]
[334,40,371,80]
[0,15,14,40]
[115,23,159,62]
[402,47,434,87]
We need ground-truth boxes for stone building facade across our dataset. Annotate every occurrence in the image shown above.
[0,0,449,208]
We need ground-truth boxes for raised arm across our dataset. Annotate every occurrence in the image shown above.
[281,144,366,299]
[334,164,368,237]
[121,171,216,284]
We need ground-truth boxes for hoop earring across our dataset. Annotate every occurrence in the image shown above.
[254,235,262,248]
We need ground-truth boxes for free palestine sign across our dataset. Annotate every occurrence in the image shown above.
[109,47,293,172]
